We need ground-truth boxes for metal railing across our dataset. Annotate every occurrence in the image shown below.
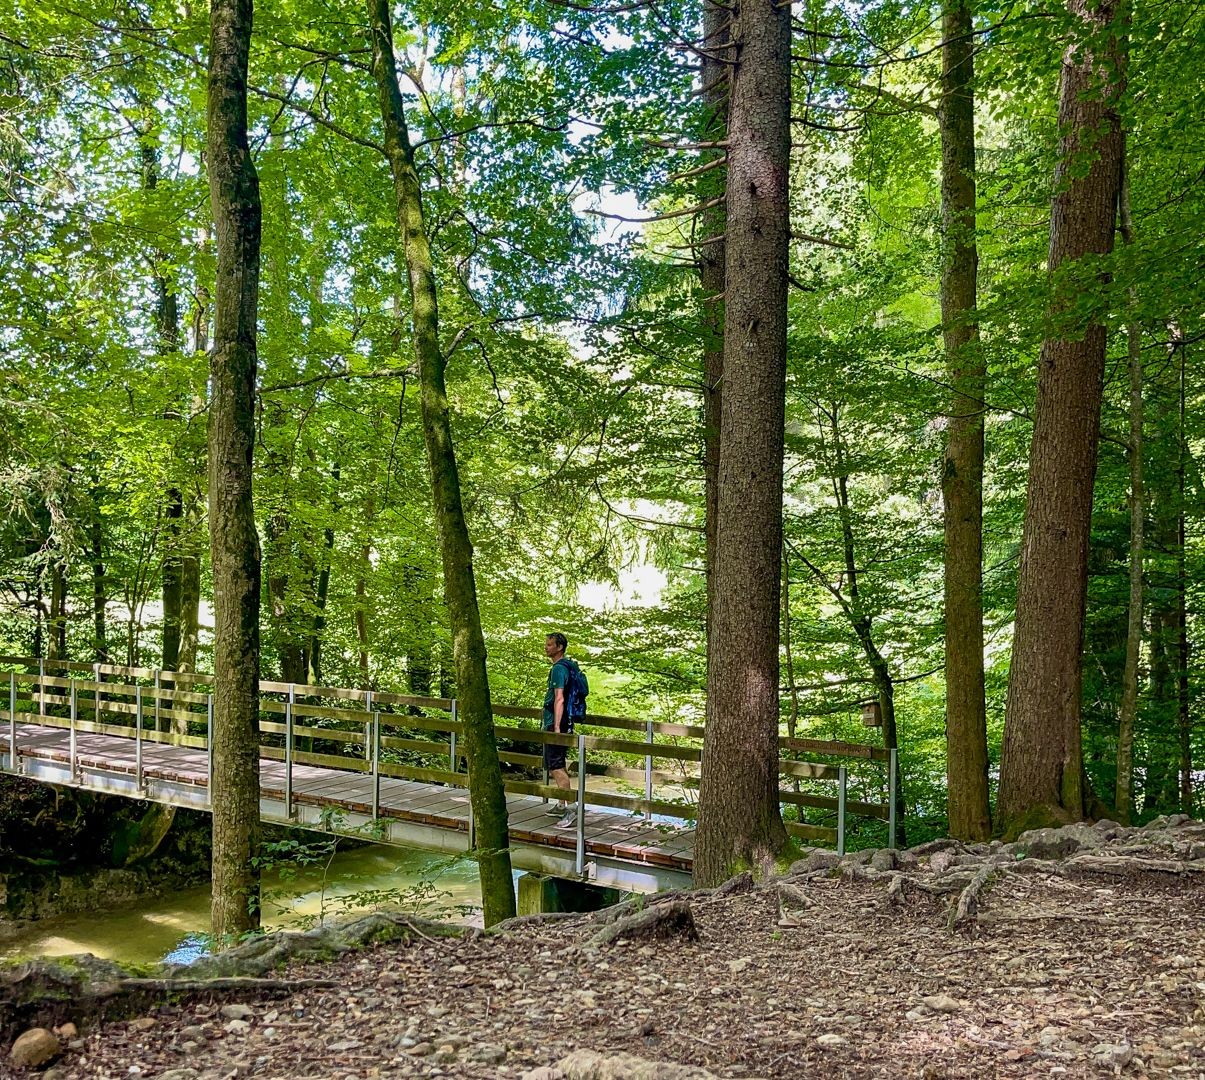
[0,655,899,864]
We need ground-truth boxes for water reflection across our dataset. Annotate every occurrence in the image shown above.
[1,845,481,967]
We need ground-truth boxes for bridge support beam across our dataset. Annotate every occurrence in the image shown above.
[516,872,626,916]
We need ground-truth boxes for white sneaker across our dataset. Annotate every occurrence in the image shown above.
[555,812,576,830]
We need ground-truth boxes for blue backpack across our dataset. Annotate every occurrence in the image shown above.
[557,659,589,726]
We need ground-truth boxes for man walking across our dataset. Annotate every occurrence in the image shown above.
[543,632,586,829]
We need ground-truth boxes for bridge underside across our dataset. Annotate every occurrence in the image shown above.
[2,725,694,895]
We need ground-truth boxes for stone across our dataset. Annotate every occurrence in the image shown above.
[220,1004,254,1022]
[1092,1042,1135,1069]
[129,1017,158,1031]
[475,1044,507,1064]
[727,957,751,974]
[10,1028,61,1069]
[1016,824,1101,860]
[870,848,898,872]
[378,971,402,988]
[53,1023,78,1040]
[155,1071,200,1080]
[543,1049,722,1078]
[223,1019,251,1036]
[816,1034,848,1049]
[841,849,875,867]
[910,839,963,858]
[793,850,841,874]
[905,1008,930,1022]
[929,850,958,874]
[922,995,961,1013]
[179,1026,208,1042]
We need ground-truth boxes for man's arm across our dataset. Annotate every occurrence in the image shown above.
[553,688,565,733]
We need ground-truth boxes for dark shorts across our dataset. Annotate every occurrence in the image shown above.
[543,725,573,772]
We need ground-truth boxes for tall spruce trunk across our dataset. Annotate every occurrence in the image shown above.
[939,0,990,842]
[695,0,790,885]
[1115,155,1143,823]
[997,0,1125,836]
[699,0,728,660]
[206,0,263,944]
[368,0,515,925]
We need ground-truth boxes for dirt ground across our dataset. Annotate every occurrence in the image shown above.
[29,859,1205,1080]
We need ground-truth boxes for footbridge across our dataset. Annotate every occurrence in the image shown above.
[0,656,896,899]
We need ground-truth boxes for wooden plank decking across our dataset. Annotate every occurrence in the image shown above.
[0,723,695,880]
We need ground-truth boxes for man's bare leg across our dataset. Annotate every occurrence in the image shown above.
[552,767,571,809]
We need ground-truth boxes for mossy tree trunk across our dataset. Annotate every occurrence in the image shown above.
[368,0,516,925]
[206,0,263,945]
[997,0,1125,836]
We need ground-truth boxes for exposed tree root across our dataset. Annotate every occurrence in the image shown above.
[589,900,698,948]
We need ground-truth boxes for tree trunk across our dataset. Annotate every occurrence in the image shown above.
[699,0,728,667]
[47,561,67,662]
[368,0,516,925]
[162,488,184,672]
[997,0,1125,837]
[90,512,108,664]
[938,0,990,843]
[1115,153,1143,824]
[695,0,790,886]
[206,0,263,945]
[1173,332,1192,813]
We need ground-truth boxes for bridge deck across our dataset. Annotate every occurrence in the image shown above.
[1,724,695,893]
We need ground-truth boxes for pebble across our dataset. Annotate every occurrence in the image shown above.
[727,957,751,974]
[180,1025,208,1041]
[223,1019,251,1036]
[922,994,961,1013]
[129,1017,158,1031]
[817,1034,848,1049]
[54,1022,79,1040]
[220,1004,255,1022]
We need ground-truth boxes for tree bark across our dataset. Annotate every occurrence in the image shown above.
[47,560,67,662]
[997,0,1125,836]
[1115,152,1143,824]
[368,0,516,925]
[206,0,263,945]
[1173,332,1192,813]
[90,511,108,664]
[699,0,728,667]
[939,0,990,843]
[695,0,790,885]
[162,488,184,672]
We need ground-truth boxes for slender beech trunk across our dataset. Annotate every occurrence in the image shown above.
[695,0,790,885]
[939,0,990,842]
[206,0,262,944]
[699,0,729,661]
[1173,333,1192,812]
[47,561,67,661]
[368,0,515,924]
[1115,154,1143,823]
[828,410,906,845]
[163,489,184,671]
[997,0,1125,836]
[90,512,108,663]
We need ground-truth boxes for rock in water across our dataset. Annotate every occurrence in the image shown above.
[11,1027,61,1068]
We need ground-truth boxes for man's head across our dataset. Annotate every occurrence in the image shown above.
[544,632,568,661]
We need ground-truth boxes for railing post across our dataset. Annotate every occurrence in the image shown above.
[371,709,381,820]
[837,765,847,856]
[93,662,102,727]
[135,684,144,792]
[153,669,161,732]
[7,670,15,773]
[38,658,45,718]
[69,678,78,780]
[285,684,295,818]
[575,732,587,875]
[449,698,458,773]
[887,748,898,850]
[644,719,654,821]
[206,692,214,806]
[361,690,373,764]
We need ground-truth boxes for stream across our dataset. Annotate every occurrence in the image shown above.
[0,845,481,967]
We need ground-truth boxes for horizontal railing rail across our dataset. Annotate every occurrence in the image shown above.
[0,655,898,860]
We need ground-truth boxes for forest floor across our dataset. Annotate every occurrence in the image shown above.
[19,824,1205,1080]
